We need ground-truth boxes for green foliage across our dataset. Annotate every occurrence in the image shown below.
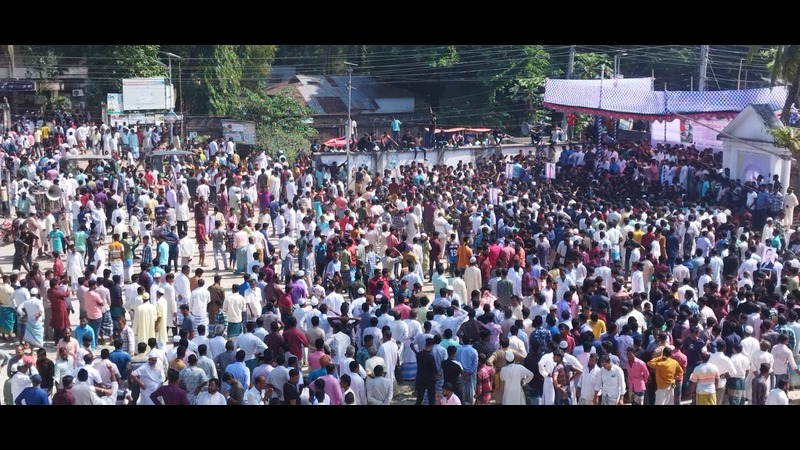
[227,89,316,164]
[573,52,611,80]
[238,45,278,90]
[25,50,61,82]
[203,46,243,116]
[767,126,800,154]
[47,95,71,111]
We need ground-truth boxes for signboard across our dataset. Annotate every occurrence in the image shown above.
[0,81,35,92]
[221,120,256,145]
[108,113,164,126]
[653,118,731,151]
[107,93,123,114]
[687,118,730,151]
[122,78,171,111]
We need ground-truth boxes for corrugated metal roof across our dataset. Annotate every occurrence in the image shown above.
[277,74,413,114]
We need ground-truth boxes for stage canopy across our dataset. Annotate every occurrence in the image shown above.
[543,77,788,121]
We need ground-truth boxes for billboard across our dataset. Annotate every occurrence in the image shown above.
[107,93,123,114]
[221,120,256,145]
[122,78,172,111]
[652,118,731,151]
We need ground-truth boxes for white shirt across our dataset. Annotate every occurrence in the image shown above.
[174,274,191,306]
[234,332,268,362]
[578,365,601,400]
[195,391,227,405]
[766,388,789,405]
[708,352,735,390]
[596,364,626,399]
[223,293,246,324]
[245,386,267,405]
[771,343,797,375]
[189,287,211,318]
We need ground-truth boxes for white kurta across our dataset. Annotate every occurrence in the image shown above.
[500,363,533,405]
[538,352,556,405]
[133,363,165,405]
[377,340,400,385]
[464,266,482,299]
[189,287,211,332]
[66,251,85,285]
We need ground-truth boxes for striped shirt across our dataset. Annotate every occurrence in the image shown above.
[120,324,136,355]
[689,362,719,394]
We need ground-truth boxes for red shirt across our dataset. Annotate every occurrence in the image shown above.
[487,244,501,268]
[52,258,64,279]
[283,327,309,361]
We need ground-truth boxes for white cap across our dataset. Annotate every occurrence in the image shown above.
[357,287,365,295]
[745,325,754,334]
[310,298,319,306]
[505,351,515,363]
[558,341,569,349]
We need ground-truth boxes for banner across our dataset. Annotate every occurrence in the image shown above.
[107,93,123,114]
[221,120,256,145]
[122,78,170,111]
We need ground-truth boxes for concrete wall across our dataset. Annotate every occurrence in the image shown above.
[721,141,793,195]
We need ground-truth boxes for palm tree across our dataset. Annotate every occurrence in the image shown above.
[748,45,800,125]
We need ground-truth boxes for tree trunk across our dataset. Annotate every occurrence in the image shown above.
[781,75,799,125]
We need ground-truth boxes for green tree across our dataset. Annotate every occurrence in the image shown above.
[202,45,243,116]
[228,89,316,163]
[239,45,278,90]
[572,52,611,80]
[749,45,800,124]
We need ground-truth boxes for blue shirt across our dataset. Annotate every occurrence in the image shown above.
[455,344,478,374]
[180,315,196,334]
[15,386,49,405]
[109,349,132,379]
[224,361,250,390]
[74,324,96,350]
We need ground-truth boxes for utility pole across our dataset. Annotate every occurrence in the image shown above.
[158,51,182,146]
[566,45,575,79]
[737,58,744,90]
[563,45,575,136]
[698,45,709,92]
[344,61,357,189]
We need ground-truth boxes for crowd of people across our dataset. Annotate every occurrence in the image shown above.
[0,110,797,406]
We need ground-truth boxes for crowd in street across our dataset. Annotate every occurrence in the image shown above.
[0,110,797,406]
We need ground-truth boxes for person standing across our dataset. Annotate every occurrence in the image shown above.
[129,352,166,405]
[499,350,533,405]
[689,350,720,405]
[390,116,401,144]
[455,336,479,405]
[595,354,626,405]
[413,337,437,405]
[766,378,790,405]
[132,293,157,346]
[150,368,190,405]
[647,346,684,405]
[14,374,49,405]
